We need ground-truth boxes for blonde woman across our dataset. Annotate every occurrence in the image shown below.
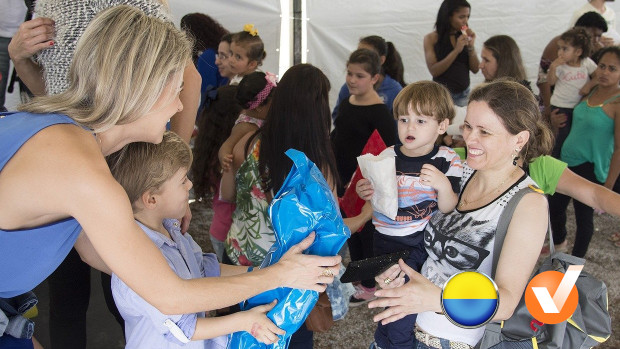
[0,6,340,346]
[7,1,200,346]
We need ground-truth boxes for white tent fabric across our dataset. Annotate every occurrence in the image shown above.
[6,0,620,112]
[306,0,620,108]
[168,0,282,77]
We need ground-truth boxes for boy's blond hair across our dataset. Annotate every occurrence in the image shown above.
[392,81,455,123]
[106,132,192,209]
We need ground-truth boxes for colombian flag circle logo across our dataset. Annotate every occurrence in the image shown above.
[441,271,499,328]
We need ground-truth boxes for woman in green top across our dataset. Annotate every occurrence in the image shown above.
[549,46,620,257]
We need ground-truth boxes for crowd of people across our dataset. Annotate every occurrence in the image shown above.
[0,0,619,348]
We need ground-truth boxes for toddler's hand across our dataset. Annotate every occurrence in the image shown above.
[355,178,374,201]
[419,164,450,193]
[550,56,566,69]
[220,153,233,172]
[245,300,285,344]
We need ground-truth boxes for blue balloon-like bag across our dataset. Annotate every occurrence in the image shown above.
[227,149,350,348]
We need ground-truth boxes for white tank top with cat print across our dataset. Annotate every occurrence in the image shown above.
[416,163,540,347]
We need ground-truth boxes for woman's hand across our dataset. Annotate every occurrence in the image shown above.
[375,263,405,290]
[454,34,469,54]
[355,178,374,201]
[465,27,476,48]
[550,109,568,131]
[8,18,55,62]
[368,259,441,325]
[244,300,285,344]
[275,232,342,292]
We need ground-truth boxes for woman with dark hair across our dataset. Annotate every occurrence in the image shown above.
[220,63,371,348]
[191,84,242,261]
[180,12,228,63]
[549,46,620,256]
[423,0,479,107]
[180,12,230,110]
[479,35,529,88]
[332,35,405,120]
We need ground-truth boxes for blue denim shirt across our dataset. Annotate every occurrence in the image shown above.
[111,219,226,349]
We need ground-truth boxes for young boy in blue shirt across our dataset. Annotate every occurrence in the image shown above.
[106,131,284,348]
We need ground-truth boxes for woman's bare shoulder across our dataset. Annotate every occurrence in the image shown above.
[424,31,438,43]
[0,123,114,228]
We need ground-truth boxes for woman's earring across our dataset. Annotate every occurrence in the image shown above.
[512,148,521,166]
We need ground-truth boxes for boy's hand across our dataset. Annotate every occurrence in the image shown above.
[245,300,285,344]
[219,153,233,172]
[419,164,451,193]
[355,178,374,201]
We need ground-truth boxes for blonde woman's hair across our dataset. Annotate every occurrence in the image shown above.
[20,5,191,133]
[393,80,455,123]
[106,131,192,210]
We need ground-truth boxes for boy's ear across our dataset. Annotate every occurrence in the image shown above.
[141,190,158,210]
[437,118,449,134]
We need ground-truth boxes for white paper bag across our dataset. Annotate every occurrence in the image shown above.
[356,152,398,220]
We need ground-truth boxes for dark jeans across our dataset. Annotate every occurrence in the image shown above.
[0,336,34,349]
[550,106,573,159]
[48,248,124,349]
[373,233,427,349]
[347,220,376,288]
[548,162,598,258]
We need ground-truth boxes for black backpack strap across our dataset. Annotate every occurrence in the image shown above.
[491,186,536,278]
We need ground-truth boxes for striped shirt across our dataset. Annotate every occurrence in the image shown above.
[373,145,462,237]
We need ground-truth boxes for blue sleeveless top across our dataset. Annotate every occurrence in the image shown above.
[0,112,83,298]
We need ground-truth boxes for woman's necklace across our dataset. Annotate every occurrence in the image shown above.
[95,133,104,153]
[458,167,520,209]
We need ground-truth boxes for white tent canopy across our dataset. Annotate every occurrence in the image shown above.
[7,0,620,111]
[169,0,620,109]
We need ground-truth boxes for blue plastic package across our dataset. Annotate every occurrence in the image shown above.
[227,149,351,349]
